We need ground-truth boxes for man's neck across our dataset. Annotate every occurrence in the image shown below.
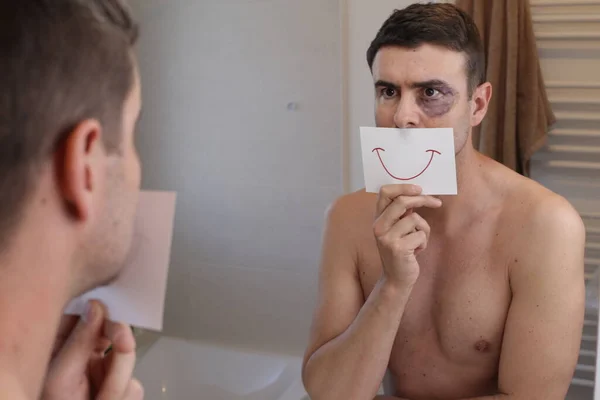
[423,145,491,232]
[0,219,74,399]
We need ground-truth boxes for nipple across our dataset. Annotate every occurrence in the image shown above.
[474,339,491,353]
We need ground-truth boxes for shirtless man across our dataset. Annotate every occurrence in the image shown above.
[302,4,586,400]
[0,1,143,399]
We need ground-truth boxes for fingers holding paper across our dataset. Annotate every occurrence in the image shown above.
[44,301,143,400]
[92,319,140,400]
[374,184,442,287]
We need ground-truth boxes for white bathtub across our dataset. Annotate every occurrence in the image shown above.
[135,335,309,400]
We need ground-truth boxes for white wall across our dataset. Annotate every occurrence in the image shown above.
[130,0,343,355]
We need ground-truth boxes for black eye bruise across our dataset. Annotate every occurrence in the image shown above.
[418,92,456,117]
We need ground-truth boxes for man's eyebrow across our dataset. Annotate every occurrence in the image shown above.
[374,80,398,89]
[375,79,456,91]
[410,79,453,89]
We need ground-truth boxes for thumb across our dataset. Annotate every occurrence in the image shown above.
[52,300,105,376]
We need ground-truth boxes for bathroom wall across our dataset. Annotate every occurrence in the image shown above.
[129,0,343,356]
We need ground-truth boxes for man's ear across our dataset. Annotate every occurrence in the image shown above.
[56,119,105,221]
[471,82,492,127]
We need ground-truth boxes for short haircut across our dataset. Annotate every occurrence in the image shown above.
[0,0,138,248]
[367,2,485,96]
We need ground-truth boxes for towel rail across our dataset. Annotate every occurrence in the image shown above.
[547,81,600,88]
[588,241,600,248]
[550,96,600,105]
[537,31,600,40]
[577,364,596,372]
[532,0,600,6]
[554,111,600,121]
[573,377,595,388]
[546,145,600,154]
[534,14,600,22]
[551,129,600,138]
[534,160,600,170]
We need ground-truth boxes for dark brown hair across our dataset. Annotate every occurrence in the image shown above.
[367,2,485,97]
[0,0,138,248]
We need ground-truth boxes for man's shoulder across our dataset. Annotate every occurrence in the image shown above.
[484,160,584,249]
[324,189,376,237]
[500,171,582,232]
[498,171,585,271]
[505,181,586,295]
[327,189,374,219]
[523,188,584,248]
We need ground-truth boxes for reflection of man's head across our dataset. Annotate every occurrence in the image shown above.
[0,0,143,297]
[367,3,491,155]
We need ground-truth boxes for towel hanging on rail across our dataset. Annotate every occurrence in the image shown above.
[455,0,556,176]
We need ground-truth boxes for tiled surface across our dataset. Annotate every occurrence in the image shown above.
[135,337,308,400]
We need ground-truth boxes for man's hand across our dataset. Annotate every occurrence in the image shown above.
[42,300,144,400]
[373,184,442,287]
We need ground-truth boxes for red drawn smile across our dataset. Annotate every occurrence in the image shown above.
[372,148,441,181]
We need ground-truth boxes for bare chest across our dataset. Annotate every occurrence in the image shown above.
[358,229,512,398]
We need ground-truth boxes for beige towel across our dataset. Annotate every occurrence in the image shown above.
[455,0,555,175]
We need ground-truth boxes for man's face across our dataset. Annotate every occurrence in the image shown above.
[81,64,142,290]
[372,44,475,154]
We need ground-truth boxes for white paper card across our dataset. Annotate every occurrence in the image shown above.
[64,191,177,331]
[360,127,457,195]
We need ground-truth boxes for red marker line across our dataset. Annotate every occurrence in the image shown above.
[372,148,441,181]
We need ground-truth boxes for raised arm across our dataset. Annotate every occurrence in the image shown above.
[302,185,442,400]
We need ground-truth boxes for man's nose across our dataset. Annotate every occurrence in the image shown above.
[393,96,421,128]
